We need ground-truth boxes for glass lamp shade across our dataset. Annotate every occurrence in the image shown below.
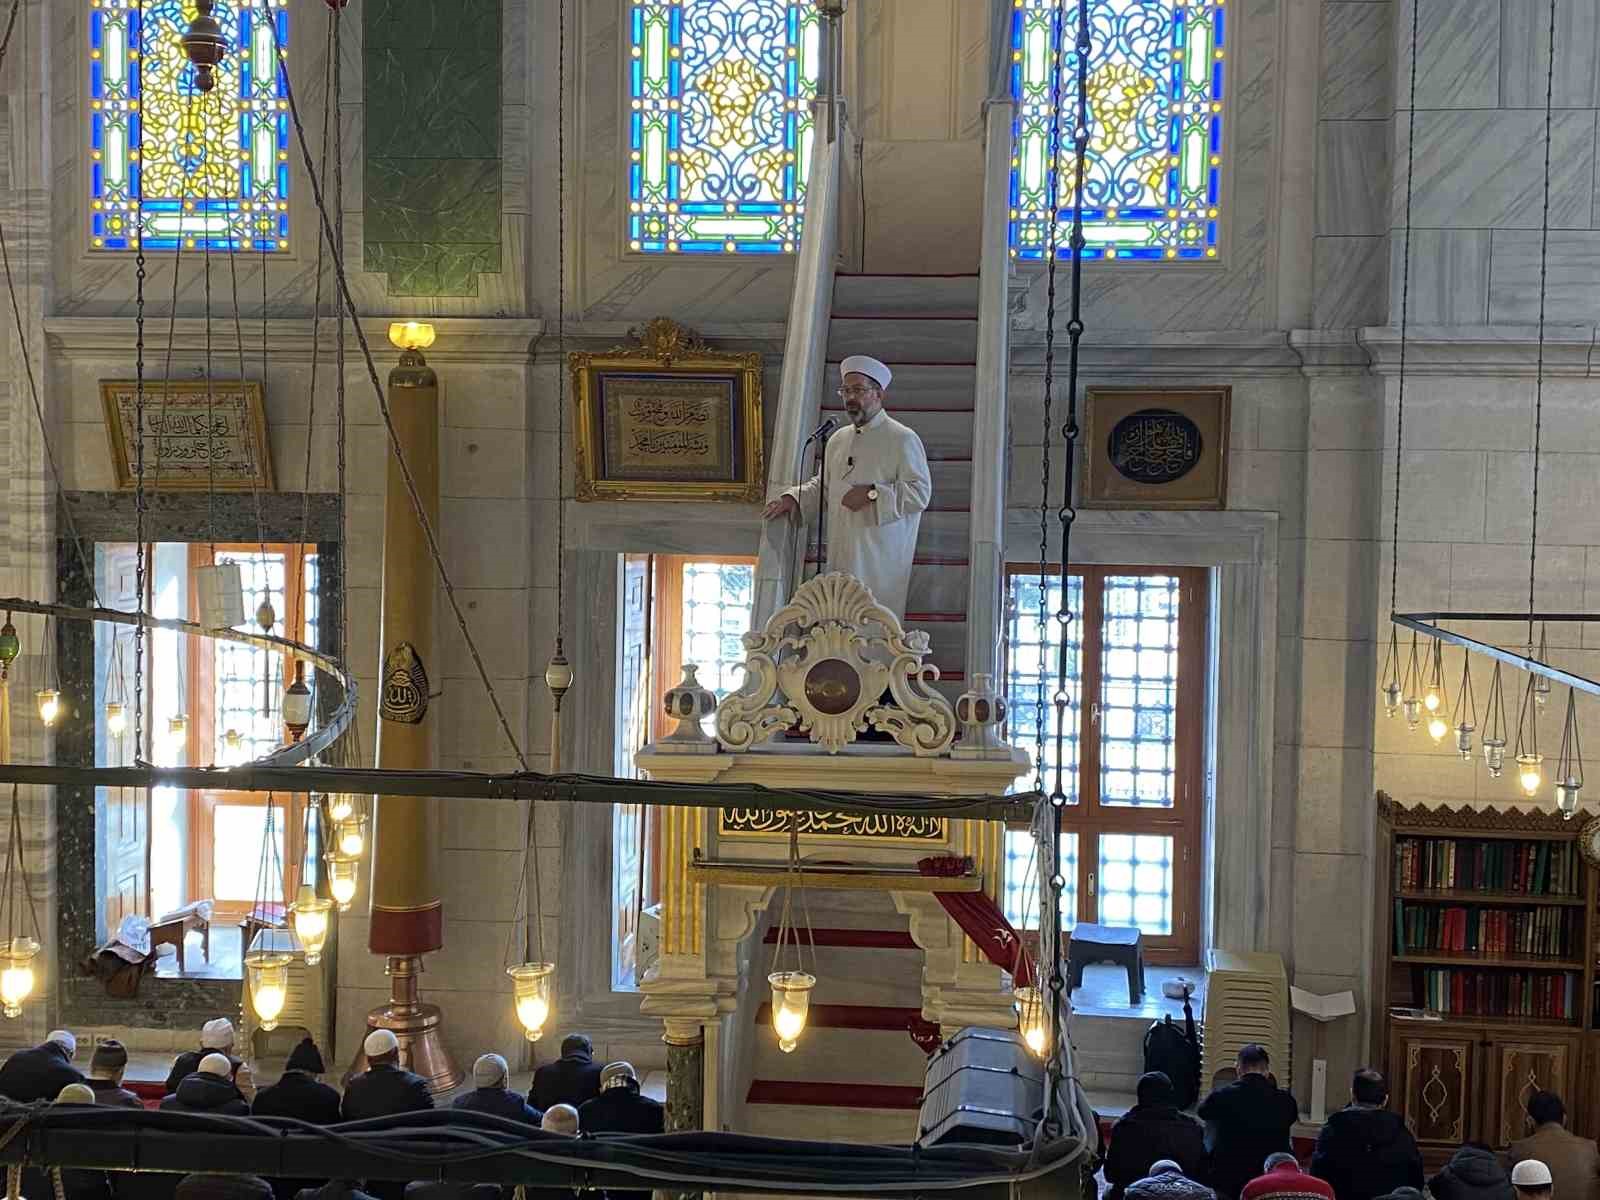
[327,793,357,823]
[0,937,40,1019]
[768,970,816,1054]
[105,702,126,737]
[1014,985,1048,1059]
[387,321,437,352]
[1382,681,1402,719]
[244,950,293,1031]
[1484,738,1507,777]
[35,689,59,727]
[1555,778,1582,821]
[326,853,360,911]
[1517,753,1545,798]
[0,622,19,669]
[283,663,313,741]
[507,961,556,1042]
[336,816,368,859]
[1427,715,1449,743]
[289,885,333,966]
[1534,675,1552,708]
[1455,723,1475,759]
[1402,699,1422,730]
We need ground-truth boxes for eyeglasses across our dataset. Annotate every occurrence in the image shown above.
[837,385,876,398]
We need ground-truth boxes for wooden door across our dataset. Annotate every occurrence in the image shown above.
[1391,1026,1478,1155]
[612,553,652,986]
[102,544,148,932]
[1485,1036,1576,1149]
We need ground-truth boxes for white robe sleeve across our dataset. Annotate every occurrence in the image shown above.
[782,471,823,525]
[870,425,932,526]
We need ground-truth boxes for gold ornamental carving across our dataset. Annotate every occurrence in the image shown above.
[715,572,956,756]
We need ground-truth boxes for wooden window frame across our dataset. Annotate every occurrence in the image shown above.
[1004,563,1207,965]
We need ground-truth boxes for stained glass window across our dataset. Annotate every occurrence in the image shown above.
[628,0,821,254]
[89,0,290,252]
[1010,0,1225,262]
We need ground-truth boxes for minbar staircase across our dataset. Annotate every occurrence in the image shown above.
[741,891,931,1144]
[808,272,980,706]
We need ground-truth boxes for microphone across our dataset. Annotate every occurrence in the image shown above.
[803,417,838,445]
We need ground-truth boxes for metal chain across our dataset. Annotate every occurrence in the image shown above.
[132,0,149,763]
[1389,0,1420,614]
[554,0,568,666]
[1527,0,1557,646]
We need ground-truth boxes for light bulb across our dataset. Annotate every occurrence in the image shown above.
[516,993,549,1037]
[1382,681,1402,718]
[508,962,555,1042]
[337,819,366,858]
[1014,985,1047,1059]
[327,794,355,823]
[253,982,287,1027]
[290,886,332,966]
[245,952,292,1031]
[0,964,34,1019]
[1427,715,1449,743]
[1422,688,1442,713]
[773,1003,805,1044]
[1455,724,1474,759]
[1517,753,1544,798]
[768,970,815,1054]
[326,853,359,911]
[35,689,60,726]
[105,702,126,736]
[1402,699,1422,729]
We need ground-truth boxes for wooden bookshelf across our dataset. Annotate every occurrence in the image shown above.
[1374,793,1598,1166]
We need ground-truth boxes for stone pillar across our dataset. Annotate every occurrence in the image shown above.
[661,1020,705,1200]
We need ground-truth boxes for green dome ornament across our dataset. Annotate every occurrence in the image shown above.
[0,618,19,679]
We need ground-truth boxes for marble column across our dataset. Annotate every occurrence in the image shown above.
[662,1021,705,1200]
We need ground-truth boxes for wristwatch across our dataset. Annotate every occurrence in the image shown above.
[866,486,879,501]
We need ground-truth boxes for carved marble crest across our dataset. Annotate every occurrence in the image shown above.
[715,572,956,756]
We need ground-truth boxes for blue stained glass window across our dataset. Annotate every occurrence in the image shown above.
[1010,0,1225,262]
[628,0,821,254]
[90,0,290,252]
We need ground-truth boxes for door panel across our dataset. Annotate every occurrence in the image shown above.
[1392,1029,1477,1151]
[102,544,149,932]
[612,553,652,987]
[1487,1039,1574,1149]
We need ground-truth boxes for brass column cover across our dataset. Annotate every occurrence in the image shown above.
[369,349,443,955]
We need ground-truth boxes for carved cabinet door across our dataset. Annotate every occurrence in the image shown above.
[1391,1028,1478,1151]
[1485,1038,1575,1150]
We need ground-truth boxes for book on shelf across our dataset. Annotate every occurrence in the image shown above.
[1413,967,1575,1020]
[1393,836,1578,896]
[1392,900,1578,958]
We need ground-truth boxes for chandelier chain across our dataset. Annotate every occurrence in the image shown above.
[1527,0,1557,643]
[1389,0,1420,614]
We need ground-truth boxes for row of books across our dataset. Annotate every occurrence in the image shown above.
[1394,836,1581,896]
[1415,968,1577,1021]
[1393,902,1581,959]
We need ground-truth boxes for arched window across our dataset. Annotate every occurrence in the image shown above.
[1010,0,1225,263]
[89,0,290,252]
[628,0,820,255]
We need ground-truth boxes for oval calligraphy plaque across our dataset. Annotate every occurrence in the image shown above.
[1108,408,1204,485]
[804,658,861,716]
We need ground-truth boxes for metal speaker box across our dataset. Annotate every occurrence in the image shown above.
[916,1025,1045,1148]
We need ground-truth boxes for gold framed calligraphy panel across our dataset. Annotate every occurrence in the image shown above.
[720,808,948,842]
[571,318,764,502]
[100,380,275,492]
[1082,386,1230,510]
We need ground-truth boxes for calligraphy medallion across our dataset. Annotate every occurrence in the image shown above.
[1108,409,1203,484]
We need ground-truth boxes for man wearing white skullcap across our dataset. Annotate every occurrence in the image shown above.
[166,1016,254,1101]
[764,354,931,619]
[159,1052,249,1116]
[0,1029,84,1102]
[451,1051,543,1125]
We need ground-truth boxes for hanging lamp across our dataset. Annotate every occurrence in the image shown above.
[766,813,818,1053]
[283,661,314,741]
[1424,638,1450,743]
[1451,650,1477,759]
[1554,688,1583,820]
[243,793,293,1028]
[1514,675,1543,799]
[1400,632,1424,730]
[1531,625,1552,708]
[0,786,43,1021]
[1380,627,1403,718]
[1482,662,1509,777]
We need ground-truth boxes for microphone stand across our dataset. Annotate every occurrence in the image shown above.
[812,433,828,583]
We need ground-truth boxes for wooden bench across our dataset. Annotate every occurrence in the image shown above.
[1067,922,1145,1004]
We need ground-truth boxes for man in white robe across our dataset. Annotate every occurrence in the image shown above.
[763,355,932,620]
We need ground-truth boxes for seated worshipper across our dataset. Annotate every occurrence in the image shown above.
[252,1038,342,1124]
[1197,1044,1299,1200]
[530,1034,602,1111]
[1241,1154,1334,1200]
[578,1062,665,1200]
[294,1185,379,1200]
[1106,1072,1208,1200]
[1429,1143,1515,1200]
[167,1018,254,1102]
[0,1029,84,1102]
[1511,1091,1600,1200]
[1126,1161,1217,1200]
[161,1053,249,1116]
[763,355,933,623]
[452,1053,543,1125]
[1512,1162,1555,1200]
[341,1031,435,1200]
[85,1039,143,1108]
[542,1104,579,1135]
[18,1084,114,1200]
[1310,1068,1424,1200]
[174,1176,274,1200]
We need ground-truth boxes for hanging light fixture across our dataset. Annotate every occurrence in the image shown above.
[1380,627,1403,718]
[1554,688,1583,820]
[0,938,40,1020]
[0,786,44,1020]
[243,949,293,1030]
[255,597,276,634]
[766,812,818,1053]
[0,620,18,678]
[507,961,555,1042]
[289,883,332,966]
[326,852,359,911]
[335,815,368,859]
[34,616,59,727]
[1532,625,1552,708]
[104,703,126,737]
[283,661,313,742]
[103,633,127,737]
[1014,984,1047,1058]
[327,793,355,823]
[1483,662,1509,777]
[179,0,228,93]
[34,690,58,728]
[243,794,290,1028]
[1423,639,1450,743]
[1514,674,1543,798]
[1401,631,1424,730]
[1452,650,1477,759]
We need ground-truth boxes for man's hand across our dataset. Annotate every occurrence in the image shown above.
[841,484,875,512]
[764,494,799,520]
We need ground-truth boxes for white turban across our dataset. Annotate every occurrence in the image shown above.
[839,355,891,391]
[200,1018,234,1049]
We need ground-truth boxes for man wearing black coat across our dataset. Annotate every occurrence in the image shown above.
[1107,1072,1208,1200]
[452,1054,543,1125]
[1197,1044,1299,1200]
[340,1031,435,1200]
[253,1039,342,1125]
[160,1055,250,1116]
[1429,1144,1516,1200]
[1311,1069,1424,1200]
[166,1019,251,1101]
[578,1062,664,1200]
[530,1034,602,1111]
[0,1030,84,1102]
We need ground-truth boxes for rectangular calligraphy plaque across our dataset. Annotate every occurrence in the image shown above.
[100,380,275,492]
[1081,387,1230,510]
[720,808,948,842]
